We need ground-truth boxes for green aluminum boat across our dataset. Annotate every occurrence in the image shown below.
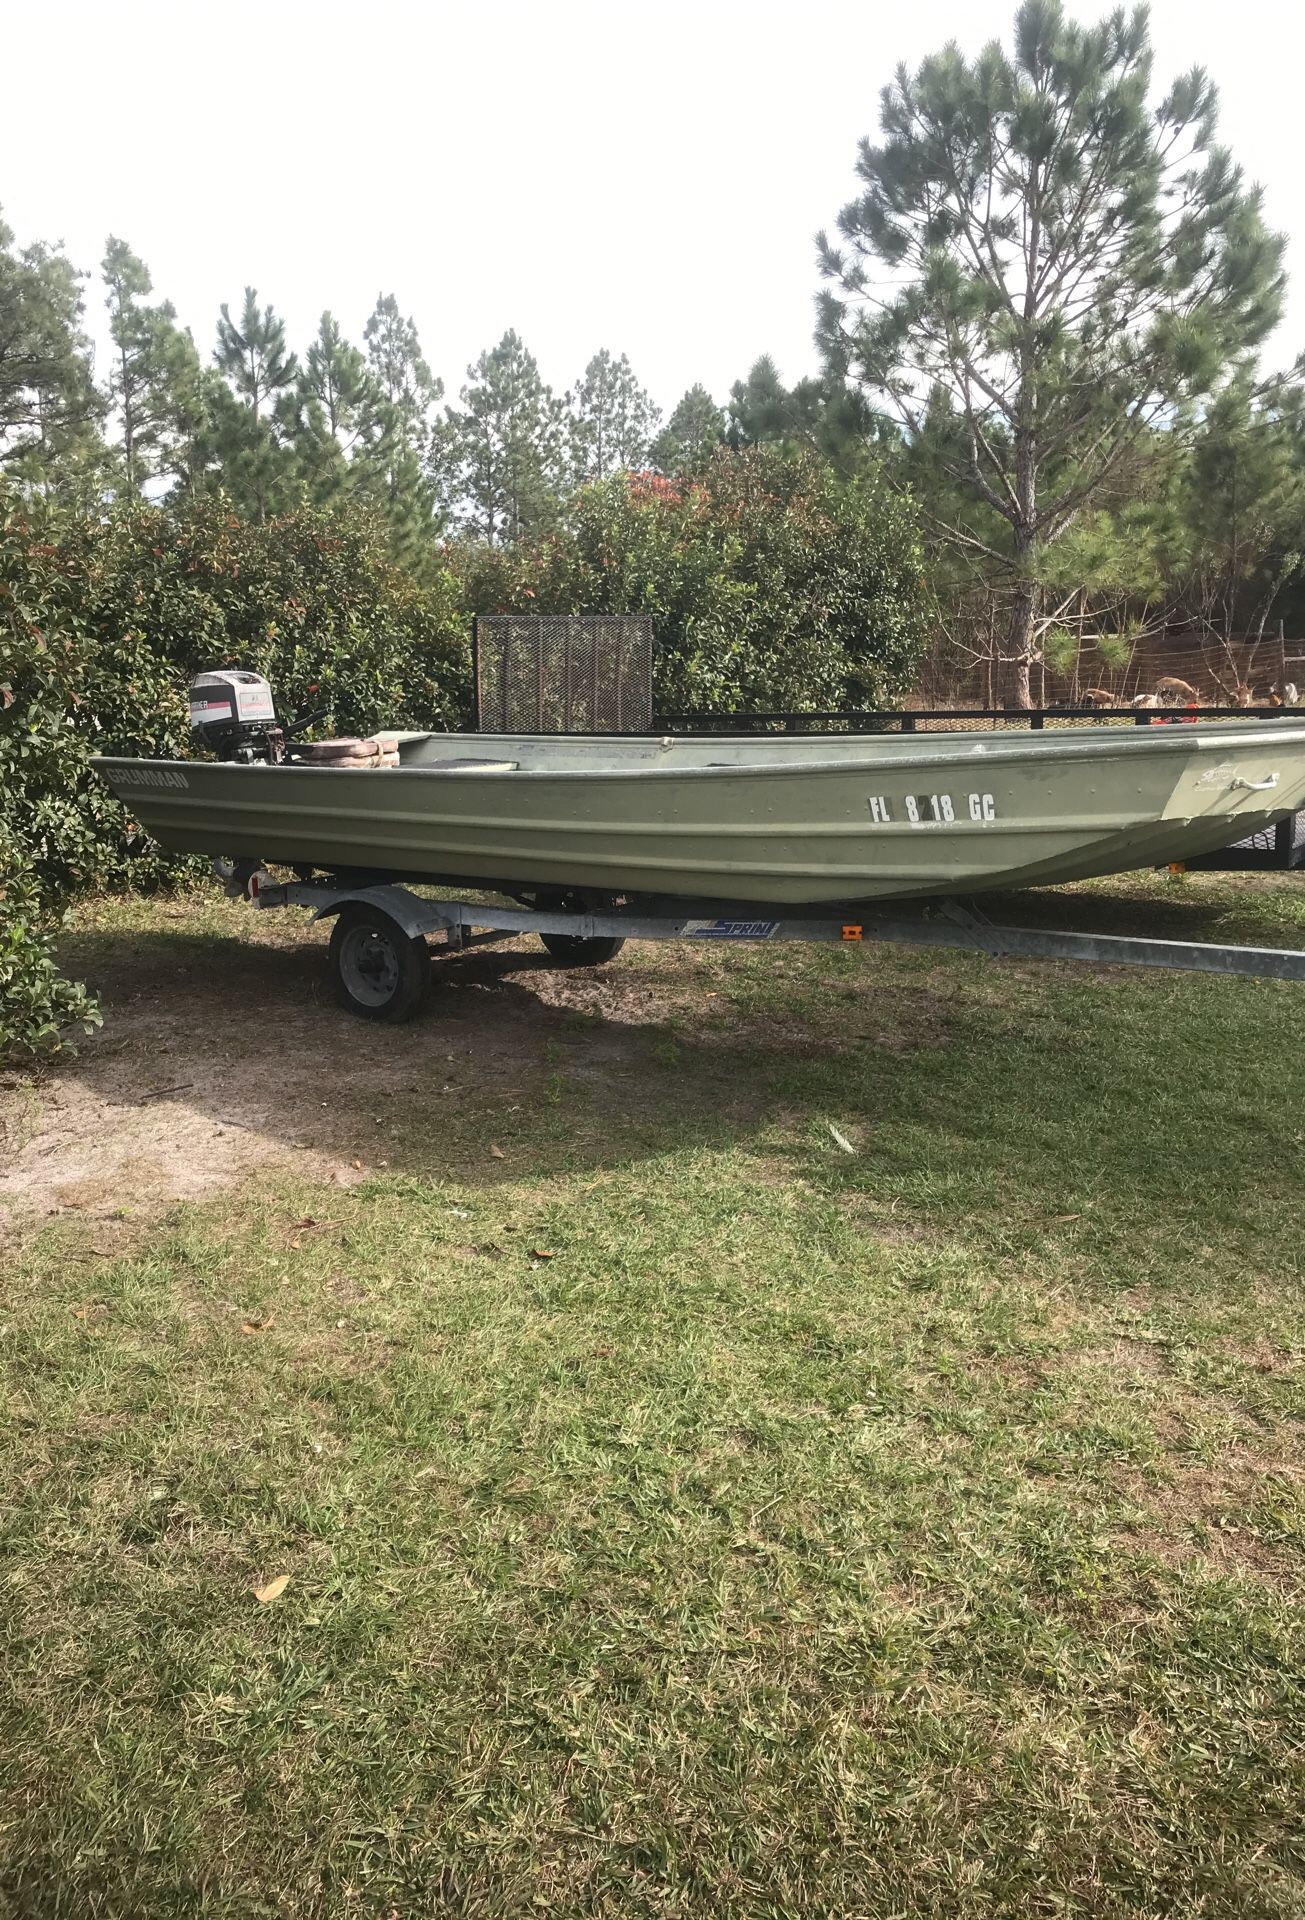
[93,716,1305,906]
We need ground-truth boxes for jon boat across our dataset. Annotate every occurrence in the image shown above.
[93,719,1305,906]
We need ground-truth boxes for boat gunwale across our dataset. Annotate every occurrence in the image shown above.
[92,719,1305,784]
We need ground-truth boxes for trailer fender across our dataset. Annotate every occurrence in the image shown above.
[255,883,452,944]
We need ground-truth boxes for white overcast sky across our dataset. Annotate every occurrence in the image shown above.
[2,0,1301,413]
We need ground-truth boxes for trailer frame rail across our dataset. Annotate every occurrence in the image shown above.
[246,876,1305,990]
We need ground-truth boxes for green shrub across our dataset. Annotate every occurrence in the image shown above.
[0,821,100,1057]
[59,497,472,750]
[1,487,471,1054]
[0,493,103,1052]
[458,448,931,713]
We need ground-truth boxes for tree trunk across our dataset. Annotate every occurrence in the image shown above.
[1005,338,1037,706]
[1002,573,1037,709]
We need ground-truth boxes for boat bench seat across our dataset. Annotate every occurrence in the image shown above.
[416,757,519,772]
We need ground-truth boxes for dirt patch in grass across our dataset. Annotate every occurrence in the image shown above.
[1110,1443,1305,1579]
[1119,1518,1303,1589]
[1218,1333,1302,1375]
[0,910,696,1238]
[1069,1337,1170,1375]
[4,893,959,1245]
[0,1026,375,1224]
[838,1196,936,1243]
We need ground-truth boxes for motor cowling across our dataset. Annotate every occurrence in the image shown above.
[189,670,284,763]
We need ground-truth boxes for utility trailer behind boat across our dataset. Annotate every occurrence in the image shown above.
[228,868,1305,1023]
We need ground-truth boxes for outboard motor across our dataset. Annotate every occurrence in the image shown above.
[188,670,285,764]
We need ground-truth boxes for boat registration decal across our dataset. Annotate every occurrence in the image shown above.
[110,768,190,791]
[683,919,780,940]
[867,792,996,826]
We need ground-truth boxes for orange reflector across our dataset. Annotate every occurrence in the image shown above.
[1167,862,1186,875]
[841,924,863,941]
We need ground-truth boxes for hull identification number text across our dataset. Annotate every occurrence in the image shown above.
[867,792,996,826]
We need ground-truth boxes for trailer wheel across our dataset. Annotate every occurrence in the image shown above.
[329,903,430,1022]
[538,931,626,967]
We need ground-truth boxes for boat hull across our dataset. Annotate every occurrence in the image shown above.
[93,723,1305,905]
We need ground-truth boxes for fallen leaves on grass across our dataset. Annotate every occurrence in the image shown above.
[240,1316,275,1335]
[287,1216,332,1250]
[252,1574,290,1605]
[489,1145,505,1160]
[827,1123,856,1155]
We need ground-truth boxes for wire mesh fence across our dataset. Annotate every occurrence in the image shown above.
[474,616,654,734]
[911,625,1303,711]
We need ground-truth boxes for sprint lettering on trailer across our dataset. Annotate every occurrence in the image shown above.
[683,919,781,939]
[866,792,996,826]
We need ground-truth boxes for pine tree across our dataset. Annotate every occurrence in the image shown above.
[817,0,1286,704]
[305,312,372,449]
[449,330,566,544]
[164,360,225,499]
[1178,372,1305,645]
[102,236,204,494]
[727,356,881,474]
[726,356,794,449]
[213,287,299,520]
[364,294,439,425]
[569,349,659,482]
[650,385,725,475]
[215,286,297,420]
[288,311,375,502]
[354,293,445,559]
[0,214,103,493]
[102,237,153,491]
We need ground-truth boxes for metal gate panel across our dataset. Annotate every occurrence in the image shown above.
[474,616,653,734]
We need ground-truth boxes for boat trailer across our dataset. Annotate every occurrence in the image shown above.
[237,872,1305,1023]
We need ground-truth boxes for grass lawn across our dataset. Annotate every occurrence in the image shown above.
[2,872,1304,1917]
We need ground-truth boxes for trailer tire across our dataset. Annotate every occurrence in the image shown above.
[538,932,626,968]
[329,903,431,1022]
